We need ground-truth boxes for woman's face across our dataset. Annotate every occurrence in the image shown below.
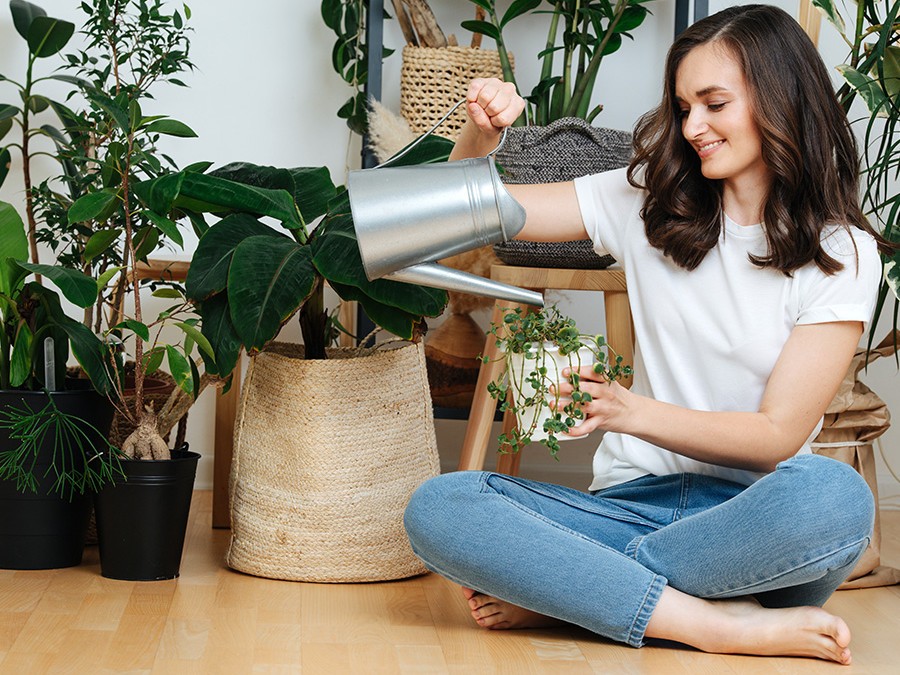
[675,42,770,191]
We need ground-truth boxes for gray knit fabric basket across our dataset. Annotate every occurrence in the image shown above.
[493,118,633,269]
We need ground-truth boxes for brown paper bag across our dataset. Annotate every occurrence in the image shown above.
[812,332,900,589]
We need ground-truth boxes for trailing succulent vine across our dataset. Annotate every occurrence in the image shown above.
[485,305,632,457]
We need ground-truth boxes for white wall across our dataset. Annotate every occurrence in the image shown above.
[2,1,899,508]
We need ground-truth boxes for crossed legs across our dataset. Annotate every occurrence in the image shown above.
[404,455,873,664]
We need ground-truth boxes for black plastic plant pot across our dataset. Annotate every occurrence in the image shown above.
[0,385,115,570]
[93,445,199,581]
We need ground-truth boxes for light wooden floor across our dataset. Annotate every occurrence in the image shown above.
[2,492,899,674]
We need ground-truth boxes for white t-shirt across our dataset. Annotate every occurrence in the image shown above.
[573,168,882,491]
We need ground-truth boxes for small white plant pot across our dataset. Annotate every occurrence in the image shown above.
[507,342,595,443]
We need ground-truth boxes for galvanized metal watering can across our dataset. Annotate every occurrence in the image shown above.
[346,101,544,307]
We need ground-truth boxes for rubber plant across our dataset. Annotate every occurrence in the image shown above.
[183,159,449,370]
[812,0,900,350]
[463,0,655,126]
[485,305,631,457]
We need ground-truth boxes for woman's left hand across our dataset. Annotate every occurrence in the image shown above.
[551,365,635,436]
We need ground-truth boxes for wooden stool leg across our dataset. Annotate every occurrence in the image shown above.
[495,407,523,475]
[212,355,241,529]
[457,301,514,471]
[604,291,633,389]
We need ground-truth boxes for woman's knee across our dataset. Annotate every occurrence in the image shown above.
[403,471,485,545]
[776,454,875,537]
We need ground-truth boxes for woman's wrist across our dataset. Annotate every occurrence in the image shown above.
[449,118,502,161]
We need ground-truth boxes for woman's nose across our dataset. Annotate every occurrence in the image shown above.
[682,109,708,139]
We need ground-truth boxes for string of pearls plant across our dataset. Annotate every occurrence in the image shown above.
[484,305,632,458]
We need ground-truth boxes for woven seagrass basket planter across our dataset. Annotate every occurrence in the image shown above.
[226,341,440,583]
[493,118,633,269]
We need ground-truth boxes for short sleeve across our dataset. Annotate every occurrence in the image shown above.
[573,167,644,260]
[796,227,882,330]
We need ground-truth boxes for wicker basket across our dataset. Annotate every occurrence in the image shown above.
[492,118,633,269]
[400,45,510,140]
[226,341,440,583]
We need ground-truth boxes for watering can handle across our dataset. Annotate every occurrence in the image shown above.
[374,98,509,169]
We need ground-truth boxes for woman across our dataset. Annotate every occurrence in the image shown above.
[403,4,893,665]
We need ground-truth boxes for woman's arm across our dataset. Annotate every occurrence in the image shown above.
[558,320,862,472]
[451,78,589,243]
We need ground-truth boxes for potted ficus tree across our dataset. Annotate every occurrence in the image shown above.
[485,305,632,458]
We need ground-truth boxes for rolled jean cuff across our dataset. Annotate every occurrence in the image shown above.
[626,573,667,647]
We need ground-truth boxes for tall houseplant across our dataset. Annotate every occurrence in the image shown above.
[463,0,654,125]
[811,0,900,348]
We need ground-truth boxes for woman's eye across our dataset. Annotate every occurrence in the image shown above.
[708,102,727,112]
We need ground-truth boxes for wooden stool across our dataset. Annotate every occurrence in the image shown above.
[457,263,632,475]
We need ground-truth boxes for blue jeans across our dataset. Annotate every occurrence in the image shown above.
[403,454,874,648]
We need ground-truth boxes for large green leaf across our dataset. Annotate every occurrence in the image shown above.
[329,280,424,340]
[501,0,541,28]
[0,104,18,122]
[311,206,447,318]
[83,228,122,262]
[176,172,301,228]
[10,0,46,41]
[27,16,75,58]
[60,317,116,396]
[185,213,282,300]
[838,65,889,117]
[166,345,193,394]
[461,19,501,41]
[132,172,186,214]
[144,211,183,248]
[0,202,28,299]
[227,236,317,352]
[811,0,846,36]
[9,320,33,388]
[15,261,98,308]
[68,190,119,223]
[210,163,336,226]
[0,119,12,145]
[196,293,241,377]
[145,118,198,138]
[614,5,649,33]
[378,135,454,167]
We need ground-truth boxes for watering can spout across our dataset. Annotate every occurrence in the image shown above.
[388,262,544,307]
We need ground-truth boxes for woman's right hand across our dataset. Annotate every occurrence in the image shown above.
[464,78,525,136]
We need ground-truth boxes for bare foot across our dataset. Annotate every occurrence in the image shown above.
[648,590,853,665]
[460,587,563,630]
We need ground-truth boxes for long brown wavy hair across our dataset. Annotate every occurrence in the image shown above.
[628,4,892,273]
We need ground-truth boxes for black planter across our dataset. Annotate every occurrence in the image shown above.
[0,386,114,570]
[93,445,199,580]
